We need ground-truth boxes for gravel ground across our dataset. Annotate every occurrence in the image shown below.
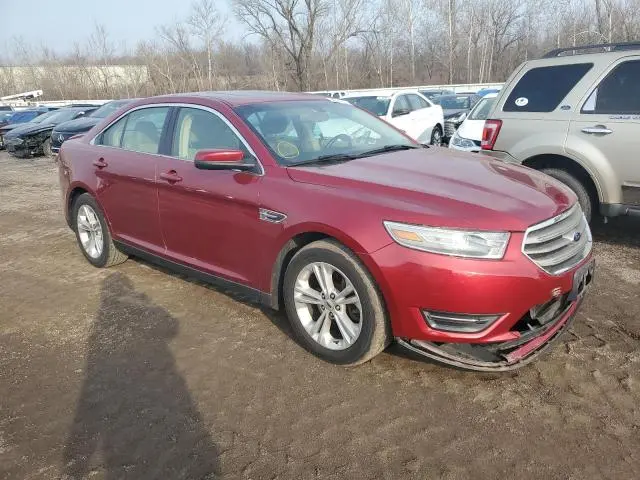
[1,152,639,480]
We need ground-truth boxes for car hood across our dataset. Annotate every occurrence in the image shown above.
[0,123,22,134]
[5,123,55,138]
[53,116,100,134]
[456,119,485,142]
[286,148,574,232]
[443,108,469,118]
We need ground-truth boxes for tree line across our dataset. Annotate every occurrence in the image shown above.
[1,0,639,100]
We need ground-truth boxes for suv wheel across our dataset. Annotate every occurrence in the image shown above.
[283,240,390,365]
[541,168,594,222]
[72,193,128,268]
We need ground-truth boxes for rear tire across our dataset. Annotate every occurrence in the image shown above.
[541,168,594,222]
[72,193,128,268]
[283,240,390,366]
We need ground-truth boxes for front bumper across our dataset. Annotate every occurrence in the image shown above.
[364,235,594,370]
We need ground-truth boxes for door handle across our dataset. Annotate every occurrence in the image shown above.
[93,158,108,168]
[581,126,613,135]
[159,170,183,183]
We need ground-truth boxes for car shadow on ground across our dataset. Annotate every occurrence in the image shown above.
[62,272,218,480]
[591,216,640,248]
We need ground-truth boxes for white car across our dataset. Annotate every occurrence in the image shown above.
[448,93,498,153]
[343,90,445,145]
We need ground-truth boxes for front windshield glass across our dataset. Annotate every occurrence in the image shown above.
[90,100,130,118]
[235,100,417,166]
[343,96,390,116]
[38,109,80,124]
[30,110,58,124]
[468,96,496,120]
[432,95,470,110]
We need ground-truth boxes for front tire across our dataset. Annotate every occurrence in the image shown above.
[42,138,53,157]
[72,193,128,268]
[283,240,390,365]
[430,125,443,146]
[541,168,595,223]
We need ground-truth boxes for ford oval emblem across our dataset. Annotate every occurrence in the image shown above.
[573,231,582,242]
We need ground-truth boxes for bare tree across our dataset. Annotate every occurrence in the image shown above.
[233,0,327,91]
[188,0,226,90]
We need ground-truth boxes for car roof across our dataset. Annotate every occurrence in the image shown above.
[342,89,422,99]
[148,90,318,107]
[483,92,499,99]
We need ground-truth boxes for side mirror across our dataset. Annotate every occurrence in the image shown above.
[392,108,410,118]
[194,149,256,171]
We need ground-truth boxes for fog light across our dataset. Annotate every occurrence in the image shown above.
[422,310,501,333]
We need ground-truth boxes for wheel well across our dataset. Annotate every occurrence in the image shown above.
[269,232,332,310]
[522,154,600,203]
[66,187,88,229]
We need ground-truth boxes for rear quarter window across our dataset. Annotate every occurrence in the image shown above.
[504,63,593,112]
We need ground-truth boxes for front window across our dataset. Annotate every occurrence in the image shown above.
[235,100,417,166]
[171,107,248,160]
[37,109,81,124]
[468,96,496,121]
[343,96,391,116]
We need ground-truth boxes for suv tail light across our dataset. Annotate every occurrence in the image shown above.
[481,120,502,150]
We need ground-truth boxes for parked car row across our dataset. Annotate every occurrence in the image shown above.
[343,90,445,145]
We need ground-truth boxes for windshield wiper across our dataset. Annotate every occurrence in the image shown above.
[288,153,358,167]
[355,144,419,158]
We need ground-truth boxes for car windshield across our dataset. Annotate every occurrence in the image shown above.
[468,96,496,121]
[37,109,80,124]
[90,100,130,118]
[432,95,470,110]
[235,100,417,166]
[30,110,58,124]
[343,96,391,117]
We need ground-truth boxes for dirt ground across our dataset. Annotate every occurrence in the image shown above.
[1,152,639,480]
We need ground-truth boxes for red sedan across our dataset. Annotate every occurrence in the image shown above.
[57,92,594,371]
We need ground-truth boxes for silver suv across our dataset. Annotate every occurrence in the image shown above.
[481,42,640,222]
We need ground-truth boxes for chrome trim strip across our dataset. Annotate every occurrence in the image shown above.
[89,102,264,176]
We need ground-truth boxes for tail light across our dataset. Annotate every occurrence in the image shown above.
[481,119,502,150]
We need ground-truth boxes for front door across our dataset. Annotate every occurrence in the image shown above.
[566,57,640,206]
[92,106,171,252]
[156,106,263,287]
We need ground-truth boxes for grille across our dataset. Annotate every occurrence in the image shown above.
[522,204,592,275]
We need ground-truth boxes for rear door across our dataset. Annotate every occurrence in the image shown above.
[566,57,640,206]
[93,106,170,253]
[156,105,264,288]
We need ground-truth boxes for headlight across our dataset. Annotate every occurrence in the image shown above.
[384,221,510,259]
[448,112,467,123]
[450,134,476,149]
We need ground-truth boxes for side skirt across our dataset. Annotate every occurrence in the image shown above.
[114,241,273,308]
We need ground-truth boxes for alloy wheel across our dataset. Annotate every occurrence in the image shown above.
[293,261,363,350]
[76,204,104,259]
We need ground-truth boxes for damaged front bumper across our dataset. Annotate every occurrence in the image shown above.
[397,261,594,372]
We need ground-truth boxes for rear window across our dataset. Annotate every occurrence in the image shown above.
[504,63,593,112]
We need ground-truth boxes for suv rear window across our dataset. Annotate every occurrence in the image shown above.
[504,63,593,112]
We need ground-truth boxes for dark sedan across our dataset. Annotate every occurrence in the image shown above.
[0,108,54,148]
[431,94,480,139]
[4,107,96,158]
[51,99,137,154]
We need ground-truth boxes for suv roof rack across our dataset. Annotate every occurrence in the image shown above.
[543,41,640,58]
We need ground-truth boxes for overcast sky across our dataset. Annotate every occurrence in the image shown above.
[1,0,246,55]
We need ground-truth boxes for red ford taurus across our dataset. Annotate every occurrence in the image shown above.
[57,91,594,370]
